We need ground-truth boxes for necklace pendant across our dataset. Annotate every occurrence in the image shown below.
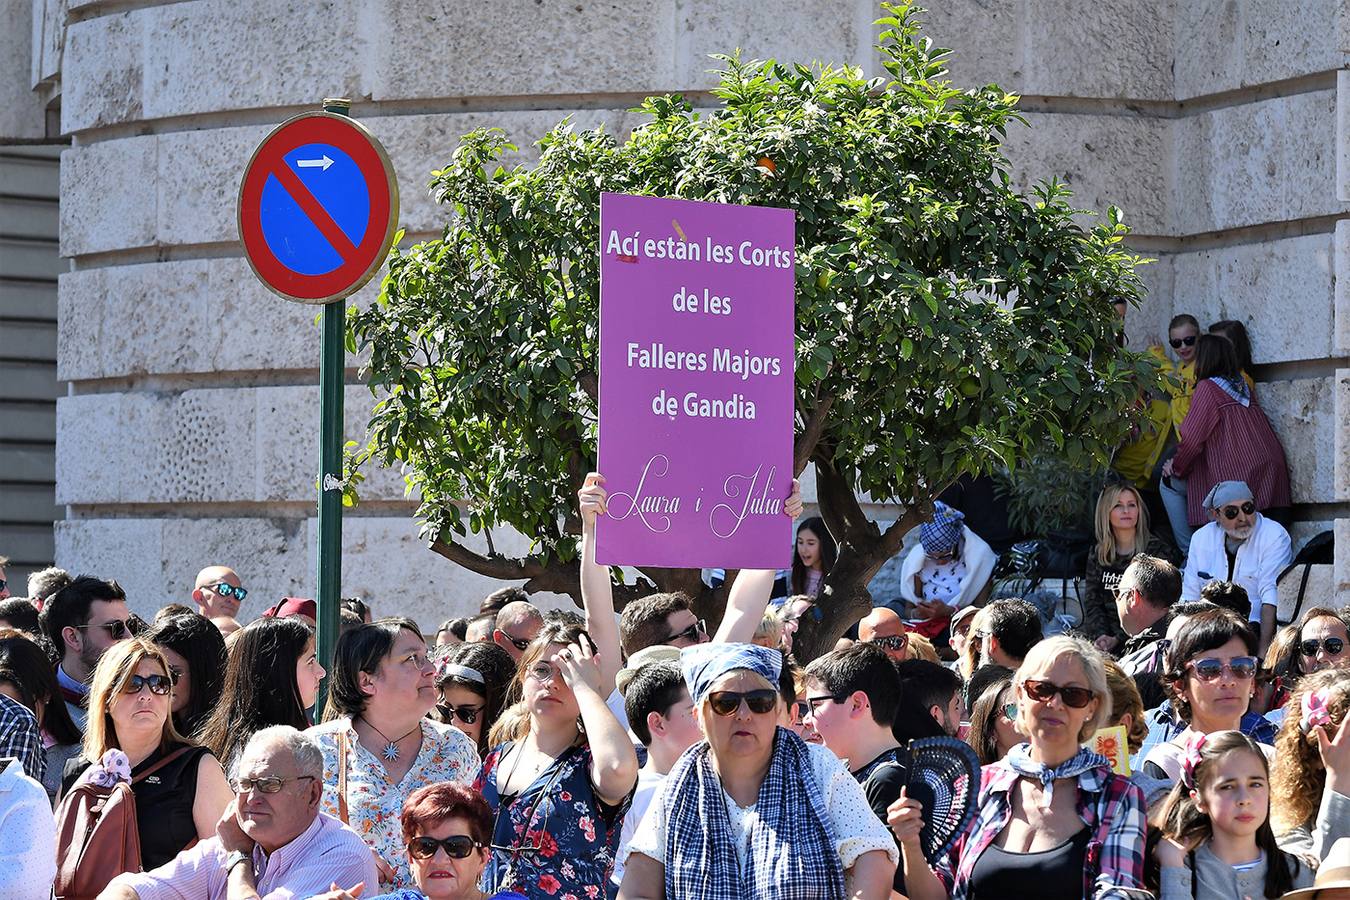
[382,742,400,762]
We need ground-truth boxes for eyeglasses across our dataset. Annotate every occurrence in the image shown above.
[74,620,129,640]
[437,702,486,725]
[527,661,558,683]
[793,700,809,720]
[868,634,908,652]
[804,694,845,714]
[1001,701,1018,721]
[1186,656,1259,681]
[408,835,485,860]
[708,689,778,716]
[210,583,247,601]
[665,619,708,645]
[1169,335,1197,348]
[121,674,173,696]
[1300,637,1346,657]
[1220,501,1256,520]
[231,774,315,794]
[1021,679,1096,709]
[496,630,531,652]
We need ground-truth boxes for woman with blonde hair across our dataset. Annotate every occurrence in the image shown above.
[1270,667,1350,859]
[891,635,1148,900]
[57,638,232,874]
[1083,482,1177,653]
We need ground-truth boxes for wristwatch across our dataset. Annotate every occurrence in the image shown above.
[224,850,252,876]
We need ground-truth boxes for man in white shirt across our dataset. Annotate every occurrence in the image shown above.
[1181,480,1291,655]
[610,655,702,887]
[0,755,53,899]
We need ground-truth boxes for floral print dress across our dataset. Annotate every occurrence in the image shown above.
[475,741,629,900]
[310,717,480,890]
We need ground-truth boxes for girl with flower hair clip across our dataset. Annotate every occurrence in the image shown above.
[1270,668,1350,860]
[1149,730,1313,898]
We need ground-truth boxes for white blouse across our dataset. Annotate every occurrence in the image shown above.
[623,740,898,872]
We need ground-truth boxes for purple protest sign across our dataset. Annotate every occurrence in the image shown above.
[596,192,795,569]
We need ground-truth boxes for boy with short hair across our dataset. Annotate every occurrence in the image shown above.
[804,642,909,895]
[611,659,702,887]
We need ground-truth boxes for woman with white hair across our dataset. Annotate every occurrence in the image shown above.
[618,642,897,899]
[890,635,1149,900]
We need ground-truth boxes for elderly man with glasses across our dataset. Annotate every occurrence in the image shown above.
[99,725,377,900]
[1181,480,1292,655]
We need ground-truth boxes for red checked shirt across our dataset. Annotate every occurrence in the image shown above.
[934,756,1151,900]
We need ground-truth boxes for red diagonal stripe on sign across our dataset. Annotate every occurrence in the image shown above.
[269,162,359,259]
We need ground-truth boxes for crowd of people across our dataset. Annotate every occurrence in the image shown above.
[0,312,1343,899]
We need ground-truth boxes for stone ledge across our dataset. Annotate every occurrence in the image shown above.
[54,385,411,505]
[1140,234,1336,366]
[1172,88,1348,236]
[1261,376,1334,506]
[54,515,572,628]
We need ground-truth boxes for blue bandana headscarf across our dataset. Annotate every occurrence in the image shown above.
[1203,479,1254,510]
[920,501,965,556]
[680,642,782,706]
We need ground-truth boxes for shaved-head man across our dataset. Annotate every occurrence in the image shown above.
[494,599,544,661]
[858,608,909,662]
[192,565,247,619]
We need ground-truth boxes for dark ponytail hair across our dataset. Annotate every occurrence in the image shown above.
[197,616,313,766]
[149,613,227,737]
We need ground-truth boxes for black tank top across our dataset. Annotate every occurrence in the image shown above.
[62,743,212,871]
[968,827,1090,899]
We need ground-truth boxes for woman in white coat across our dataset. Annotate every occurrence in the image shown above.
[899,502,996,644]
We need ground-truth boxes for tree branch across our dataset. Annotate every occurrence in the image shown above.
[813,450,879,548]
[579,372,598,402]
[793,393,834,477]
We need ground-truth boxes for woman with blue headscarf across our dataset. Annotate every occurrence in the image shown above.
[617,643,896,899]
[898,501,997,642]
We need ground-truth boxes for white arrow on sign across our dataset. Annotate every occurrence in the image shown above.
[296,155,334,171]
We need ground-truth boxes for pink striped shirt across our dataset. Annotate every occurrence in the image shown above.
[106,811,377,900]
[1172,379,1291,527]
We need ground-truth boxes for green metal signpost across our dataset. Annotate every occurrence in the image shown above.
[237,98,399,709]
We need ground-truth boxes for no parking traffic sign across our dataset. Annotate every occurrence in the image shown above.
[238,111,399,304]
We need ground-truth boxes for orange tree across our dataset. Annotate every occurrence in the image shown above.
[347,3,1156,660]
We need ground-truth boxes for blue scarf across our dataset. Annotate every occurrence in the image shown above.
[664,728,846,900]
[1209,376,1251,407]
[1003,743,1111,811]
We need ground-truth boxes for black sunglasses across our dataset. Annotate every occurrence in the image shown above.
[1169,335,1197,348]
[1021,679,1095,709]
[496,630,531,652]
[1220,501,1256,520]
[74,620,129,640]
[708,689,777,716]
[665,619,708,644]
[868,634,908,651]
[121,673,173,696]
[408,835,485,860]
[437,702,485,725]
[1301,637,1346,657]
[211,582,248,601]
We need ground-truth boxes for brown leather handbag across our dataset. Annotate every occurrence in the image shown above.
[53,746,193,900]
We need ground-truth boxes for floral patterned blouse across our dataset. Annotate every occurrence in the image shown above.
[310,717,480,890]
[475,741,630,900]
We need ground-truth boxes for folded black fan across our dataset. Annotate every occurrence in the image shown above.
[904,736,981,865]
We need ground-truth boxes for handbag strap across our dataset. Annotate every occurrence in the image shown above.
[336,725,350,825]
[131,745,196,784]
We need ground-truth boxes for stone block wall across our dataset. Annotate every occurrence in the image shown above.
[44,0,1350,625]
